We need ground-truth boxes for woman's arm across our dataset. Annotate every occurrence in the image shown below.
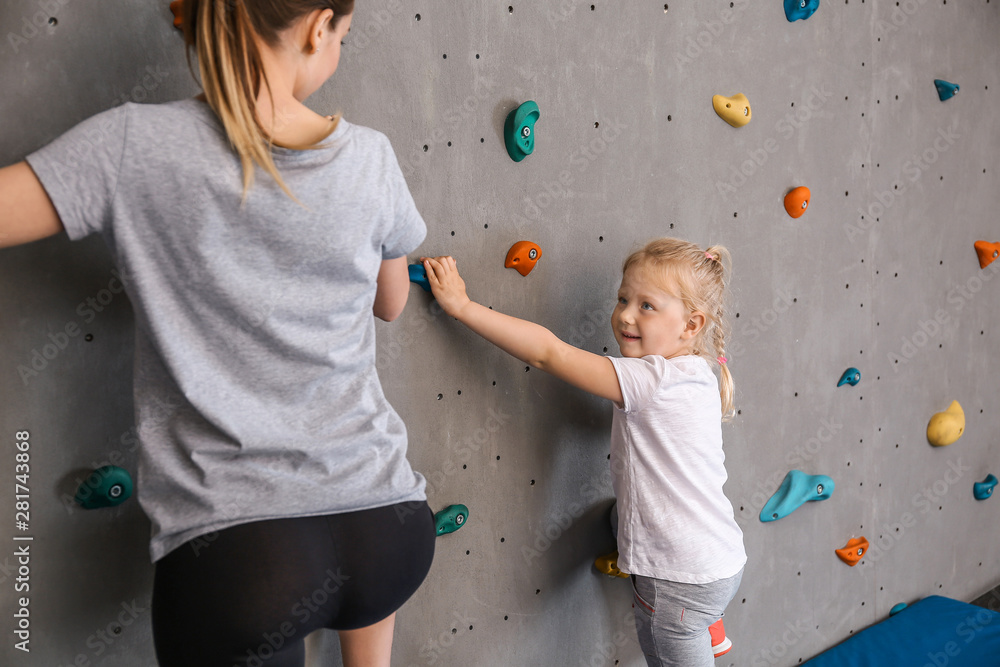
[0,162,65,249]
[422,255,623,403]
[373,256,410,322]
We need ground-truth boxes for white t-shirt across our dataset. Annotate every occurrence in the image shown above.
[609,354,746,583]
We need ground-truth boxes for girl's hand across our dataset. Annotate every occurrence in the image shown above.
[421,256,472,319]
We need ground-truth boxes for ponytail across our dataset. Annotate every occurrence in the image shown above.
[179,0,354,209]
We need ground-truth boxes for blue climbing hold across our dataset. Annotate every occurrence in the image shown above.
[838,368,861,387]
[75,465,134,509]
[760,470,835,522]
[784,0,820,22]
[890,603,908,616]
[435,504,469,536]
[408,263,431,292]
[974,474,997,500]
[504,101,540,162]
[934,79,959,101]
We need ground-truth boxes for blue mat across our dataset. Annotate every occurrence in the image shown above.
[803,596,1000,666]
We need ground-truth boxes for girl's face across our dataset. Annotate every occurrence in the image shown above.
[611,265,705,359]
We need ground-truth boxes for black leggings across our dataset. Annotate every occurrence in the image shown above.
[151,500,436,667]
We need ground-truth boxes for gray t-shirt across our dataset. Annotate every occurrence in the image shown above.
[26,97,428,562]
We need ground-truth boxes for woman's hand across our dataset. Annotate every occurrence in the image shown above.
[421,255,472,319]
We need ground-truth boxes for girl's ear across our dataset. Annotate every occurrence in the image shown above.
[684,312,707,337]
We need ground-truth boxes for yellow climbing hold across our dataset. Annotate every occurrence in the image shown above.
[595,550,629,578]
[927,400,965,447]
[713,93,752,127]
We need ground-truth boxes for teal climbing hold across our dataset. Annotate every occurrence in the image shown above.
[504,101,540,162]
[75,465,133,509]
[784,0,820,22]
[934,79,959,101]
[974,474,997,500]
[890,603,908,616]
[760,470,834,522]
[435,504,469,536]
[408,263,431,292]
[838,368,861,387]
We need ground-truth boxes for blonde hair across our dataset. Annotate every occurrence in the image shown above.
[622,238,737,422]
[179,0,355,209]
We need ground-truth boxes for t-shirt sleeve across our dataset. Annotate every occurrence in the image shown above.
[24,103,129,242]
[608,355,671,414]
[379,134,426,260]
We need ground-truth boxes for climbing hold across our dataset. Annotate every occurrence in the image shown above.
[408,263,431,292]
[974,474,997,500]
[759,470,834,522]
[169,0,184,30]
[975,241,1000,269]
[934,79,959,101]
[74,465,133,509]
[838,367,861,387]
[504,101,540,162]
[712,94,752,127]
[890,603,908,616]
[434,504,469,536]
[504,241,543,276]
[927,400,965,447]
[595,550,629,578]
[835,537,869,566]
[784,0,820,22]
[784,186,811,218]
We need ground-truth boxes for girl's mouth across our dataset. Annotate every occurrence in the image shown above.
[621,332,640,341]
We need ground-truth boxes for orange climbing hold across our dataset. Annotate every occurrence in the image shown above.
[836,537,869,566]
[784,186,811,218]
[504,241,543,276]
[975,241,1000,269]
[170,0,184,29]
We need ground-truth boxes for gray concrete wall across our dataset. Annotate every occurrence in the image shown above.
[2,1,998,665]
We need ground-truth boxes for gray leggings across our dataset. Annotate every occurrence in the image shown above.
[630,568,744,667]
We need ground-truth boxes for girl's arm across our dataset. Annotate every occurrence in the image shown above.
[422,255,623,404]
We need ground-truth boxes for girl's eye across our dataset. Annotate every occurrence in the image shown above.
[618,297,627,305]
[641,302,653,310]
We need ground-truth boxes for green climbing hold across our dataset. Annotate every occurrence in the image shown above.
[504,101,540,162]
[435,504,469,536]
[75,465,133,509]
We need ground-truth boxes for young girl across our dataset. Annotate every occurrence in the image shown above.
[2,2,435,665]
[422,239,747,667]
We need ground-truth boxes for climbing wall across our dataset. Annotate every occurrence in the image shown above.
[1,1,998,665]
